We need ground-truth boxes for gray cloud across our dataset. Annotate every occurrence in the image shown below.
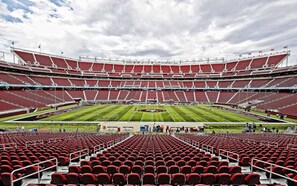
[0,0,296,65]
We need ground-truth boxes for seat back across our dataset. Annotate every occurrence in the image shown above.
[201,173,216,185]
[66,173,80,184]
[171,173,185,185]
[119,165,130,174]
[230,173,245,185]
[186,173,201,185]
[157,173,170,184]
[245,173,260,185]
[112,173,126,185]
[127,173,141,185]
[51,173,66,185]
[81,173,96,184]
[97,173,110,184]
[143,173,155,185]
[217,173,231,184]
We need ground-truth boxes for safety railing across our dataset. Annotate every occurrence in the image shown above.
[287,143,297,150]
[69,148,89,164]
[93,144,104,154]
[115,135,128,143]
[65,136,77,140]
[201,144,214,154]
[243,139,257,144]
[25,140,44,147]
[260,141,278,148]
[115,138,122,143]
[0,143,17,150]
[106,140,115,148]
[122,134,129,140]
[251,158,297,184]
[192,141,200,148]
[11,158,58,186]
[184,138,191,144]
[218,149,239,163]
[48,138,63,143]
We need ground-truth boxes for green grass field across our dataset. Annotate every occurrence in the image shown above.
[0,104,296,132]
[42,104,260,122]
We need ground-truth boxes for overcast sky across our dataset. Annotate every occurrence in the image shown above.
[0,0,297,65]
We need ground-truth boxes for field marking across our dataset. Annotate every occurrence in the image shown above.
[34,104,289,123]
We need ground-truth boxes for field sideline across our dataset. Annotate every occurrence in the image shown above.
[42,104,260,122]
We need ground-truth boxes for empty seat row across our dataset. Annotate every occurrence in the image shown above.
[51,172,261,185]
[69,164,242,175]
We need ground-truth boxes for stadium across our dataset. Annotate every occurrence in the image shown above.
[0,0,297,185]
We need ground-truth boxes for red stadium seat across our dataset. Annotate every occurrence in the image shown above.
[201,173,216,185]
[157,173,170,184]
[66,173,80,184]
[97,173,111,184]
[51,172,66,185]
[81,173,97,184]
[186,173,201,185]
[171,173,185,185]
[127,173,141,185]
[143,173,155,185]
[216,173,231,184]
[112,173,126,185]
[230,173,245,185]
[245,173,260,185]
[93,165,106,174]
[119,165,130,175]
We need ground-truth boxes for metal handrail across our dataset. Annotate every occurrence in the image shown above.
[269,141,278,148]
[260,141,278,148]
[11,158,58,185]
[243,139,256,144]
[48,138,63,143]
[0,143,17,150]
[106,140,115,147]
[251,158,297,184]
[201,144,214,154]
[192,141,200,148]
[184,138,191,144]
[286,143,297,150]
[69,148,89,164]
[93,144,104,154]
[102,135,127,150]
[219,149,239,163]
[25,140,44,147]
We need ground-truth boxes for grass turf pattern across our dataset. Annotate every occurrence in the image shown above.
[42,104,260,122]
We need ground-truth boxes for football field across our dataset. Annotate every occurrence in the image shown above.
[42,104,260,122]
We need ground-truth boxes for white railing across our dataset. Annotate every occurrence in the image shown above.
[0,143,17,150]
[251,158,297,184]
[287,143,297,150]
[94,135,127,153]
[184,138,191,144]
[192,141,200,148]
[260,141,278,148]
[11,158,58,185]
[201,144,214,154]
[25,140,44,147]
[106,140,115,148]
[69,148,89,164]
[115,138,121,143]
[93,144,104,154]
[218,149,239,163]
[48,138,63,143]
[65,136,77,140]
[176,135,192,144]
[176,136,200,149]
[243,139,257,144]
